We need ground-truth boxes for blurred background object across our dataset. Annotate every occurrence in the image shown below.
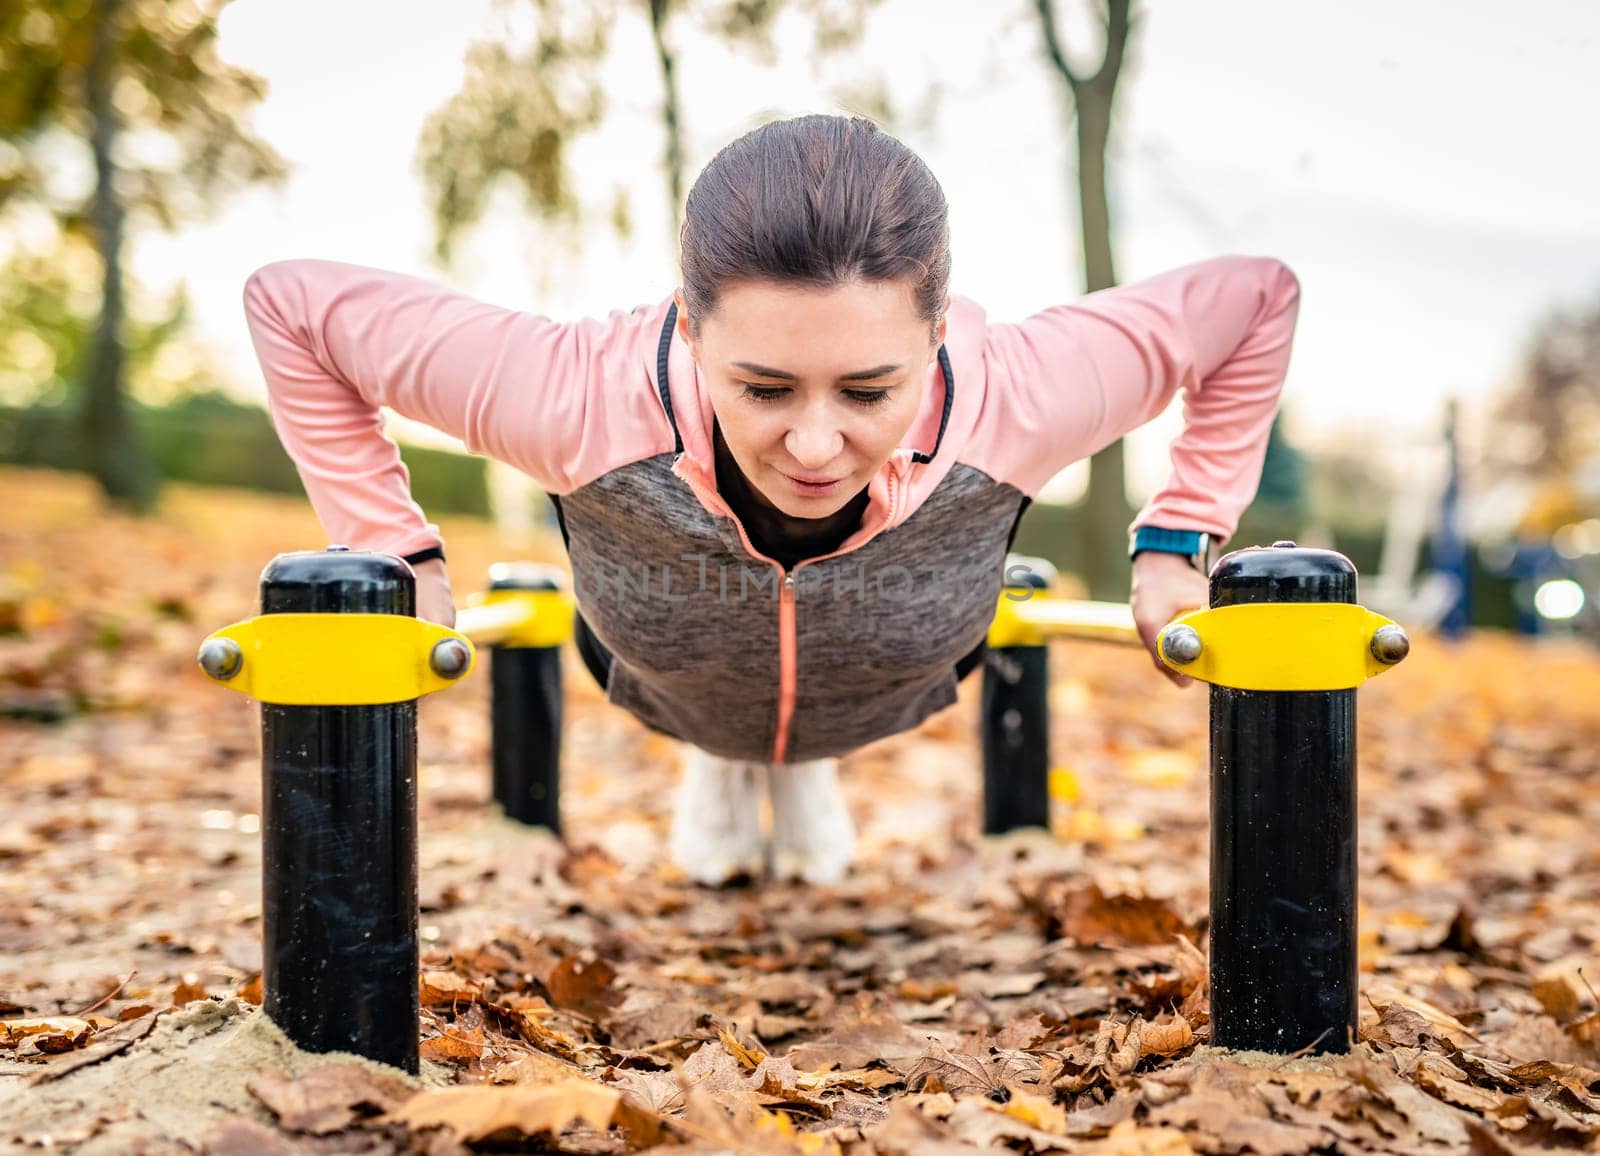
[3,0,1599,638]
[0,0,286,511]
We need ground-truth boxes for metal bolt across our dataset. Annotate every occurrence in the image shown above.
[1370,624,1411,665]
[198,638,243,681]
[1161,625,1203,665]
[429,638,471,678]
[1272,540,1298,549]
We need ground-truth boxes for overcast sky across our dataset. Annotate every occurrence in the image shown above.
[135,0,1600,501]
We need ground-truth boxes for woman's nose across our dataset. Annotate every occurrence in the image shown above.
[785,418,844,469]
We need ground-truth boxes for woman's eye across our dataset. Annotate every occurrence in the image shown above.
[737,383,891,407]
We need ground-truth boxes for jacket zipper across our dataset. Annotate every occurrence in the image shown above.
[772,570,798,763]
[770,465,902,763]
[677,459,904,765]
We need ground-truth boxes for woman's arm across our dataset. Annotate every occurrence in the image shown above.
[242,259,672,557]
[980,254,1303,542]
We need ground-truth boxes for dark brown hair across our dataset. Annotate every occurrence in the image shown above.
[679,114,950,340]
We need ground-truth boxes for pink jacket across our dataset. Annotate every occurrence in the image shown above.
[243,256,1300,762]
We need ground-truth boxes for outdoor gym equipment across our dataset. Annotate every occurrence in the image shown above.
[986,542,1409,1053]
[195,551,573,1074]
[982,555,1140,831]
[1192,544,1408,1053]
[198,540,1408,1071]
[464,563,571,830]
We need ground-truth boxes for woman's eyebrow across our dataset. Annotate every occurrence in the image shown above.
[731,360,904,382]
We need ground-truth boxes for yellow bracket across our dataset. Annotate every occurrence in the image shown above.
[199,613,475,705]
[457,588,574,649]
[1157,603,1404,691]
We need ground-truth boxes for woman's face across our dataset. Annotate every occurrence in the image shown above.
[676,277,947,520]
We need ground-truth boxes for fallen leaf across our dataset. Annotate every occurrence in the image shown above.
[419,970,481,1007]
[1001,1089,1068,1134]
[1531,975,1581,1022]
[248,1063,415,1135]
[1140,1016,1195,1056]
[390,1079,623,1143]
[547,955,617,1015]
[1030,881,1196,947]
[420,1023,486,1063]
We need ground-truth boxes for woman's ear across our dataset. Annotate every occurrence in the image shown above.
[673,290,696,358]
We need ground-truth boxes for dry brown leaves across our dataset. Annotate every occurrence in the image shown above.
[4,468,1600,1153]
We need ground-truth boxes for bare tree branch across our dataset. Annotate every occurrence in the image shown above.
[1035,0,1132,94]
[1090,0,1131,90]
[647,0,685,229]
[1034,0,1085,89]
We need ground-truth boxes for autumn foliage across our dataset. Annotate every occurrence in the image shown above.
[2,466,1600,1153]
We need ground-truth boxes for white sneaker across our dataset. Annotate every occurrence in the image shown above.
[668,746,767,886]
[767,757,856,885]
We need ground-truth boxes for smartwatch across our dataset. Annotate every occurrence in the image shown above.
[1129,526,1211,573]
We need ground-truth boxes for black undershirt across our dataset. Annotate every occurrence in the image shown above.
[711,419,869,571]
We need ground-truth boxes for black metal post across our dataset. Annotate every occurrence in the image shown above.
[981,566,1052,834]
[259,548,419,1073]
[488,563,564,831]
[1209,542,1358,1054]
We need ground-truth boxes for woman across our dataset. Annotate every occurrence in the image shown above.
[243,114,1301,887]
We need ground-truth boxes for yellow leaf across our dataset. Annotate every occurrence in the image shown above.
[1,1016,92,1043]
[717,1027,768,1069]
[1100,1119,1198,1154]
[1048,766,1082,802]
[1122,750,1197,788]
[1000,1089,1067,1134]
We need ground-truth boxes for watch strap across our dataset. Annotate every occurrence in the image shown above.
[1129,526,1210,571]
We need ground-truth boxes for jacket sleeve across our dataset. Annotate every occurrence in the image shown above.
[241,259,668,557]
[979,255,1302,542]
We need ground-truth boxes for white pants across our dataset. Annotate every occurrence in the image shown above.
[668,746,856,886]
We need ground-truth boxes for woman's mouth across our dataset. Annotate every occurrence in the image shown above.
[778,470,843,496]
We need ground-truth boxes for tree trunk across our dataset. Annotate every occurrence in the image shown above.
[1074,75,1134,599]
[82,0,158,512]
[1035,0,1134,600]
[647,0,686,234]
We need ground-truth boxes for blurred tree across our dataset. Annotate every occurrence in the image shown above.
[0,0,285,511]
[0,233,220,409]
[1305,433,1395,537]
[1254,412,1307,511]
[1033,0,1136,599]
[417,0,882,265]
[1231,411,1308,548]
[1492,291,1600,480]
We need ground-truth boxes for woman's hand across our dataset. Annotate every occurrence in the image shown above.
[411,558,457,628]
[1130,551,1209,688]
